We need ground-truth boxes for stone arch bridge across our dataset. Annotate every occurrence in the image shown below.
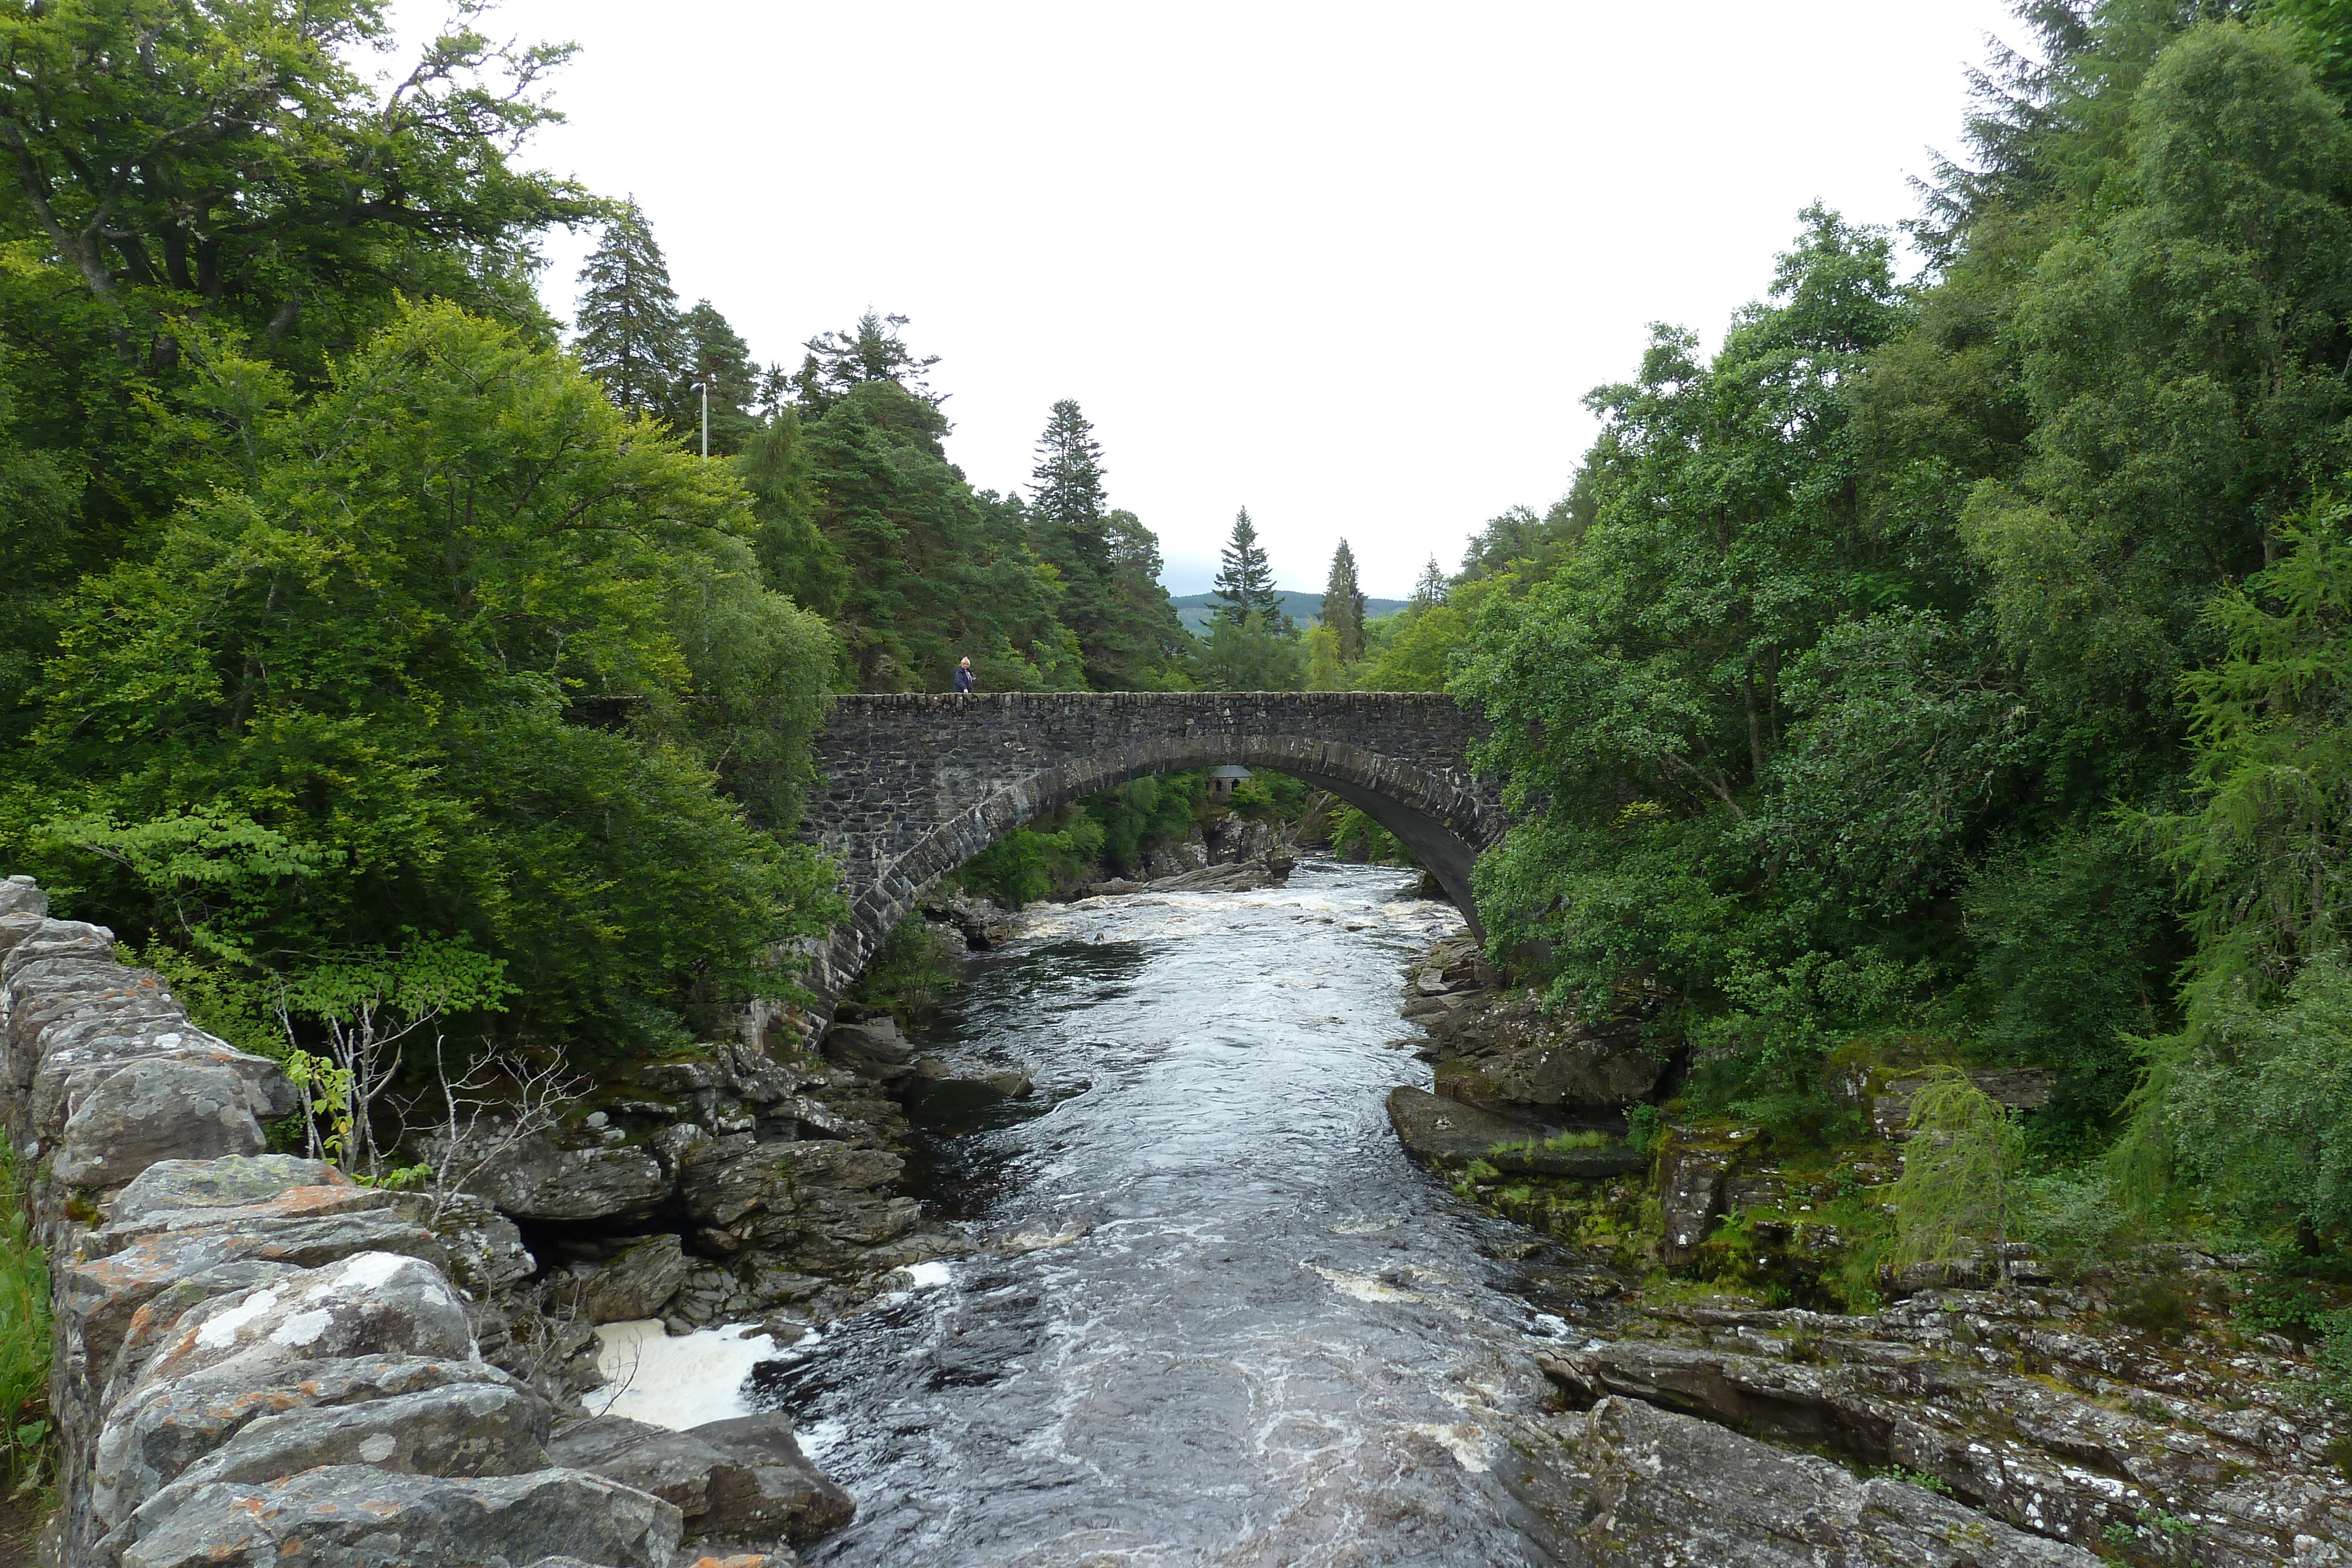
[763,693,1502,1047]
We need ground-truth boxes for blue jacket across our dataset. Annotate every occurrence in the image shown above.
[954,666,975,693]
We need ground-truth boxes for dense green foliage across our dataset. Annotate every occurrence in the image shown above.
[1435,1,2352,1260]
[0,0,1198,1062]
[2,302,837,1052]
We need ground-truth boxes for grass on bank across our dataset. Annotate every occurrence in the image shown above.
[0,1144,51,1503]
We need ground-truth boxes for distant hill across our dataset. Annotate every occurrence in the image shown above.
[1168,589,1408,636]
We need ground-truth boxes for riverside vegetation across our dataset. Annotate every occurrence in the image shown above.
[4,0,2352,1562]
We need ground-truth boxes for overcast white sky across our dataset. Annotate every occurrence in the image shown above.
[391,1,2020,598]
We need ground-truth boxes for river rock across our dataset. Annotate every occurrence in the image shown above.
[1432,1024,1664,1115]
[690,1413,856,1543]
[549,1412,852,1546]
[1538,1291,2352,1563]
[572,1235,691,1325]
[450,1128,671,1223]
[1383,1086,1636,1177]
[1385,1086,1538,1167]
[118,1465,681,1568]
[823,1019,916,1082]
[51,1057,271,1186]
[1504,1395,2099,1567]
[1144,854,1293,894]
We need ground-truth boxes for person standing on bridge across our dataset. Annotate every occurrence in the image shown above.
[954,656,975,694]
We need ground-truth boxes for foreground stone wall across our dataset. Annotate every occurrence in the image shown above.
[779,692,1502,1047]
[0,875,689,1568]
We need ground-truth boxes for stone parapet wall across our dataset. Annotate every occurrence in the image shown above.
[0,875,686,1568]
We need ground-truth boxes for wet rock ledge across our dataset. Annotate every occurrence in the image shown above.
[1387,932,2352,1567]
[1,872,947,1567]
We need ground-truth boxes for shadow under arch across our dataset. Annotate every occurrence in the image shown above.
[801,734,1502,1025]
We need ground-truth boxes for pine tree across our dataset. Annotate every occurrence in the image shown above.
[1030,399,1110,577]
[791,311,942,414]
[670,300,759,455]
[573,199,683,416]
[1410,556,1449,610]
[1214,508,1287,630]
[1323,539,1368,663]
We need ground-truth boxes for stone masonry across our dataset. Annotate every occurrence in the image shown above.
[770,692,1504,1049]
[0,875,690,1567]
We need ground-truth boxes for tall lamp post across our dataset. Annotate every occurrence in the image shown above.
[690,380,710,459]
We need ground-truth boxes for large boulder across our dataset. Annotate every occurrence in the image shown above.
[118,1465,681,1568]
[1433,1027,1664,1114]
[126,1251,475,1398]
[106,1155,350,1225]
[690,1413,857,1543]
[1505,1396,2099,1567]
[104,1380,553,1558]
[51,1058,270,1186]
[822,1019,915,1082]
[430,1193,539,1298]
[569,1235,691,1326]
[93,1354,520,1533]
[62,1196,446,1387]
[549,1411,852,1546]
[1385,1087,1643,1178]
[451,1130,671,1223]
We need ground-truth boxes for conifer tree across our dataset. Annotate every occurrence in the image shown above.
[791,311,942,414]
[1323,539,1368,663]
[1213,508,1288,630]
[1031,399,1111,577]
[573,199,683,416]
[1409,556,1449,610]
[671,300,759,455]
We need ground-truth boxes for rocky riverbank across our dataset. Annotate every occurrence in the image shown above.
[1387,935,2352,1566]
[0,867,1027,1567]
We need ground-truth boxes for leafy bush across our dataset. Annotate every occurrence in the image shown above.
[2016,1166,2143,1281]
[847,918,958,1021]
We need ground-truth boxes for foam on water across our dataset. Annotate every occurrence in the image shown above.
[586,1319,781,1429]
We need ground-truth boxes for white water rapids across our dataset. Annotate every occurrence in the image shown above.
[590,860,1581,1566]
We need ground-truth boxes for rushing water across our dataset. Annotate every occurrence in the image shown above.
[673,859,1581,1566]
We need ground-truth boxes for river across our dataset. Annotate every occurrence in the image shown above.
[650,858,1582,1566]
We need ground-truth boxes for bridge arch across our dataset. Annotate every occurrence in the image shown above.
[767,694,1504,1048]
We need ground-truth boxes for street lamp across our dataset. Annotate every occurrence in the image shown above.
[691,380,709,459]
